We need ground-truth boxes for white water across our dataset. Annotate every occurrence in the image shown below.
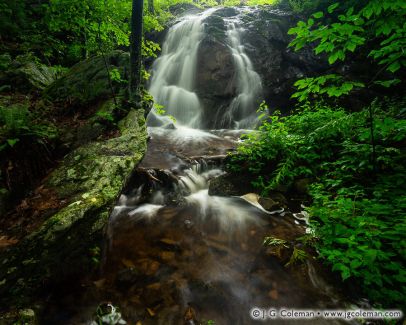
[148,9,217,128]
[223,19,263,128]
[148,8,263,129]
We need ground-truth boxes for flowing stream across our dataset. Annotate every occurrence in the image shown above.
[43,8,359,325]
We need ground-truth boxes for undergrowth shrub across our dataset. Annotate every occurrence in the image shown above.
[0,103,57,152]
[228,98,406,308]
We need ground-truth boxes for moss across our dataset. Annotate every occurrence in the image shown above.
[0,56,56,92]
[0,108,147,307]
[44,51,130,107]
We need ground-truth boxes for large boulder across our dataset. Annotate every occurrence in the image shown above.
[237,7,327,110]
[196,37,236,128]
[44,50,130,107]
[0,108,147,305]
[192,7,326,124]
[0,54,57,93]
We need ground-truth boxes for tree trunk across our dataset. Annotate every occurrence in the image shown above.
[148,0,154,14]
[129,0,144,103]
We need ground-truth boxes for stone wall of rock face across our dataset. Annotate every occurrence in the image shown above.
[148,6,325,127]
[236,8,325,109]
[193,6,326,125]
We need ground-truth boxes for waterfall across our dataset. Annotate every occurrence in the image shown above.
[148,8,263,130]
[223,19,263,129]
[148,9,216,128]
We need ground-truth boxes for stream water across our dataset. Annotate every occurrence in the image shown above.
[43,8,359,325]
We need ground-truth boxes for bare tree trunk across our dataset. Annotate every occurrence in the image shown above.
[129,0,144,103]
[148,0,154,14]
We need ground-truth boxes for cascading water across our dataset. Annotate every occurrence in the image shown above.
[221,18,263,128]
[42,8,358,325]
[148,9,216,128]
[148,8,263,129]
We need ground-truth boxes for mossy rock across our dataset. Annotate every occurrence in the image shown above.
[0,109,147,306]
[0,56,56,93]
[44,50,129,107]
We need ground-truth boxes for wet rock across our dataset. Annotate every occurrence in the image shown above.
[183,306,198,324]
[138,259,161,276]
[268,289,279,300]
[169,3,201,16]
[116,268,142,289]
[258,197,281,211]
[0,109,147,305]
[159,251,176,262]
[189,7,328,124]
[266,192,288,208]
[142,282,164,306]
[215,7,239,17]
[264,245,291,265]
[208,174,254,196]
[159,238,181,251]
[293,178,312,194]
[196,36,236,128]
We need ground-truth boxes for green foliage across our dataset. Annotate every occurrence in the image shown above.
[286,0,320,13]
[0,54,12,71]
[288,0,406,101]
[229,98,406,307]
[229,101,349,191]
[144,91,177,123]
[89,245,101,266]
[285,247,307,267]
[309,182,406,303]
[0,0,169,65]
[46,0,132,62]
[223,0,278,6]
[0,103,57,152]
[109,68,126,85]
[293,74,364,102]
[263,236,289,247]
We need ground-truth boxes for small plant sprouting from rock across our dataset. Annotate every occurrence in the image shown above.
[285,247,307,267]
[89,246,101,266]
[263,236,288,248]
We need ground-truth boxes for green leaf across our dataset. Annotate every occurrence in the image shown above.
[350,259,362,269]
[373,79,401,88]
[313,12,324,19]
[7,138,19,147]
[387,61,401,73]
[328,3,339,14]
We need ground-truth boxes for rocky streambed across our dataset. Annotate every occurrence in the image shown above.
[38,126,355,325]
